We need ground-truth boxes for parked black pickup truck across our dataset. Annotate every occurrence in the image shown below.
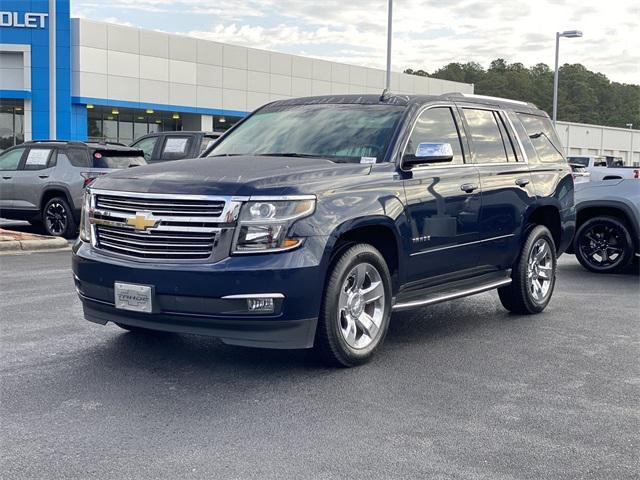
[72,93,575,367]
[131,131,221,163]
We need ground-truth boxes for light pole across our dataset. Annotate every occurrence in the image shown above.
[385,0,393,90]
[552,30,582,125]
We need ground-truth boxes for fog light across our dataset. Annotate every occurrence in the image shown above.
[247,298,275,313]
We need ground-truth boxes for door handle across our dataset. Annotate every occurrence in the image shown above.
[38,175,49,179]
[2,176,11,180]
[460,183,479,193]
[515,178,530,188]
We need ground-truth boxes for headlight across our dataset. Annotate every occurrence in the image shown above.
[232,198,315,253]
[79,190,92,242]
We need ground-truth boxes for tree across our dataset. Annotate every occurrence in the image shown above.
[404,60,640,128]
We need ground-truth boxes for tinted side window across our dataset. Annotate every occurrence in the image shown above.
[160,136,193,161]
[23,148,53,171]
[507,111,539,162]
[463,108,508,164]
[67,148,91,167]
[517,113,564,163]
[404,107,464,165]
[0,147,25,171]
[495,112,519,162]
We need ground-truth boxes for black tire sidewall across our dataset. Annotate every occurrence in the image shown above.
[317,244,392,366]
[43,197,76,238]
[514,225,557,313]
[574,216,633,274]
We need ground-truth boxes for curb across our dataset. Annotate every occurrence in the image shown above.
[0,237,70,254]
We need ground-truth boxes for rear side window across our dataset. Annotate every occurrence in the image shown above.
[463,108,509,164]
[66,148,91,167]
[507,111,538,162]
[160,136,193,161]
[90,149,147,169]
[23,148,54,171]
[517,113,564,163]
[404,107,464,165]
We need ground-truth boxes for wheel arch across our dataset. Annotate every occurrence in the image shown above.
[40,187,76,218]
[576,201,639,251]
[524,205,562,253]
[323,216,404,294]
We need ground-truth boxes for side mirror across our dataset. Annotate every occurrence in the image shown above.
[403,142,454,167]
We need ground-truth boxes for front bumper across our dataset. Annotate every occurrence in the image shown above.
[72,236,329,349]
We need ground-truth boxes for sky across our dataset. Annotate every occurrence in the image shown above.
[71,0,640,85]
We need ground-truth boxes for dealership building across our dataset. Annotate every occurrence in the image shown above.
[1,0,638,164]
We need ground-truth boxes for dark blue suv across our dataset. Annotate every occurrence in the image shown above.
[72,93,575,366]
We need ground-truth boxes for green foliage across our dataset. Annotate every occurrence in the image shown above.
[405,59,640,128]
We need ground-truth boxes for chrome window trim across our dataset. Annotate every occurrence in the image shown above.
[458,105,530,166]
[398,102,468,172]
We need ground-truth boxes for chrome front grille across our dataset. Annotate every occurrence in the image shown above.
[95,225,216,259]
[95,194,225,217]
[89,190,240,262]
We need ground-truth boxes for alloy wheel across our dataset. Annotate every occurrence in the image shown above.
[527,238,554,302]
[577,222,626,270]
[337,262,386,349]
[45,201,68,236]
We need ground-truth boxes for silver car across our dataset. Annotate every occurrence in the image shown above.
[0,141,145,238]
[573,179,640,273]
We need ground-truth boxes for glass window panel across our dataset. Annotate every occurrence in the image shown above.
[463,109,509,164]
[132,136,158,162]
[0,147,25,170]
[404,107,464,165]
[0,109,14,151]
[517,113,564,163]
[103,119,118,142]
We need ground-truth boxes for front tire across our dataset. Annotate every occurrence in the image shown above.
[42,196,77,238]
[574,216,634,274]
[315,244,392,367]
[499,225,557,314]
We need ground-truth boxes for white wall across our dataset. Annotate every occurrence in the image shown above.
[556,121,640,166]
[71,19,473,114]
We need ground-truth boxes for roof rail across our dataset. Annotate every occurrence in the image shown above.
[24,140,85,146]
[442,92,534,108]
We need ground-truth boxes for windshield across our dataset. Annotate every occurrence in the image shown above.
[208,103,405,163]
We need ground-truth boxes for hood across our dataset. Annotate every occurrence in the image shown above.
[92,155,372,197]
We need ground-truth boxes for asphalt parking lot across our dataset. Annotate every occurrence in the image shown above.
[1,248,638,479]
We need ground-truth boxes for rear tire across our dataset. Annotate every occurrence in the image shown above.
[499,225,557,314]
[314,244,392,367]
[42,196,77,239]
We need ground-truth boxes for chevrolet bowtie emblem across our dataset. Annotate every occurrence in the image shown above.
[126,212,159,231]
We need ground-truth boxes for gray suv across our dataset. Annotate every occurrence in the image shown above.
[0,141,145,238]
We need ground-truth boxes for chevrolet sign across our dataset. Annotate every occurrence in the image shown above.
[0,12,48,29]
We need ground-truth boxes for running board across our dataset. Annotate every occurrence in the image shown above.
[392,273,512,312]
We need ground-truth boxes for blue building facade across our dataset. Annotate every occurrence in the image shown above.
[0,0,72,145]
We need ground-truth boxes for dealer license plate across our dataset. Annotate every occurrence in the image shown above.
[114,282,153,313]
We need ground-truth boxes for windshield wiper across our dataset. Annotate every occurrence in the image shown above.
[208,153,245,157]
